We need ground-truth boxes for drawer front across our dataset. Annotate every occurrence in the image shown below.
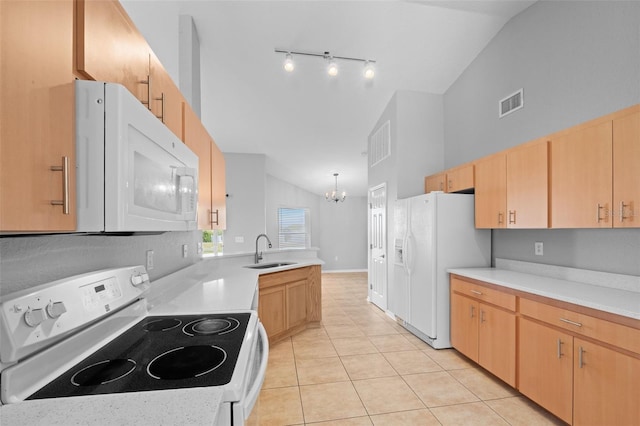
[451,277,516,311]
[259,267,309,289]
[520,298,640,355]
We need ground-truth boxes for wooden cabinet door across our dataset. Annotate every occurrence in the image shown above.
[613,107,640,228]
[259,285,287,339]
[446,164,474,193]
[474,153,506,228]
[425,173,446,193]
[1,0,76,231]
[550,121,613,228]
[210,142,227,230]
[450,293,479,362]
[183,104,212,230]
[286,280,307,329]
[77,0,149,104]
[506,140,549,228]
[518,318,573,423]
[573,338,640,426]
[478,303,516,386]
[149,52,184,140]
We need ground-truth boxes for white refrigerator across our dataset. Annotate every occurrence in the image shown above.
[392,192,490,349]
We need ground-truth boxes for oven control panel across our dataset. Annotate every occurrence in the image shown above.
[0,265,150,364]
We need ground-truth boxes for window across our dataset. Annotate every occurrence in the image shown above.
[278,207,310,249]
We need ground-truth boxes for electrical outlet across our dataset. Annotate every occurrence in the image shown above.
[534,242,543,256]
[146,250,154,270]
[182,244,188,258]
[235,236,244,243]
[197,242,203,255]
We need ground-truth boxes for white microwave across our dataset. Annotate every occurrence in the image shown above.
[75,80,198,232]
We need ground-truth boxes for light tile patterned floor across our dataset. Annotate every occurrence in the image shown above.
[247,272,565,426]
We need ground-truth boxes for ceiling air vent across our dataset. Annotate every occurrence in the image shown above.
[499,88,524,118]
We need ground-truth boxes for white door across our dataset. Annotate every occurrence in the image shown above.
[368,183,387,310]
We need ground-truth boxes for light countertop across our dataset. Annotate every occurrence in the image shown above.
[448,267,640,320]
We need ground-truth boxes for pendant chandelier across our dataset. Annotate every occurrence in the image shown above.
[325,173,346,203]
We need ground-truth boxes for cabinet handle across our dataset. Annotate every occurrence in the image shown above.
[508,210,516,224]
[498,212,504,224]
[596,203,606,223]
[578,346,585,368]
[439,181,443,191]
[210,209,219,226]
[50,156,70,215]
[470,305,475,318]
[619,201,630,222]
[559,317,582,327]
[155,92,165,123]
[470,289,483,295]
[448,179,452,190]
[140,75,151,109]
[557,338,563,359]
[480,310,486,323]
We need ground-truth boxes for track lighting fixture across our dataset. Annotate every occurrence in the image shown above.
[275,49,376,80]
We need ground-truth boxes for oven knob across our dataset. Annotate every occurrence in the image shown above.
[46,301,67,319]
[130,274,144,286]
[24,307,47,328]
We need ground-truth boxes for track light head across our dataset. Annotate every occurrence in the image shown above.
[327,58,338,77]
[363,61,375,79]
[283,53,294,72]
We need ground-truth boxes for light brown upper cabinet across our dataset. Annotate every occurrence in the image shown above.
[1,0,77,232]
[475,140,548,229]
[550,105,639,228]
[210,143,227,230]
[424,172,446,193]
[474,153,507,228]
[445,163,474,193]
[612,107,640,228]
[77,0,149,104]
[183,104,213,231]
[550,119,613,228]
[183,104,227,231]
[149,52,184,140]
[505,140,549,228]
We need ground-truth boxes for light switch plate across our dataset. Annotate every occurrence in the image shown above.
[534,242,543,256]
[146,250,154,270]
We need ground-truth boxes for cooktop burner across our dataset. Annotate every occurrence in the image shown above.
[28,313,250,400]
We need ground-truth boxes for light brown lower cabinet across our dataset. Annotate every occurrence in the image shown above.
[451,274,640,426]
[258,266,321,344]
[450,277,516,387]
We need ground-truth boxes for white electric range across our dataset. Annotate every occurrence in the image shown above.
[0,265,268,425]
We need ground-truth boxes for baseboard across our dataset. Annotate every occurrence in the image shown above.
[322,269,367,273]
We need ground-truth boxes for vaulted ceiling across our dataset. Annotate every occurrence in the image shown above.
[122,0,536,196]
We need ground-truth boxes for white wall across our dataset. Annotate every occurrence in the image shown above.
[443,0,640,275]
[223,153,267,254]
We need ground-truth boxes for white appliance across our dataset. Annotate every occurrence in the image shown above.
[75,80,198,232]
[0,266,267,426]
[392,192,490,349]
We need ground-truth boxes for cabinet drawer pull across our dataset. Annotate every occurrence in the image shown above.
[578,346,585,368]
[448,179,452,190]
[470,305,475,318]
[50,156,70,215]
[140,75,151,109]
[559,317,582,327]
[480,310,486,323]
[619,201,630,222]
[155,92,165,123]
[470,289,483,295]
[557,338,563,359]
[498,212,504,224]
[508,210,516,224]
[596,203,606,223]
[210,209,219,226]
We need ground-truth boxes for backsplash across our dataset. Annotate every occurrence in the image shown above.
[0,232,202,297]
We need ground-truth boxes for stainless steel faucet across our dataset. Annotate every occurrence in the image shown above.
[254,234,272,264]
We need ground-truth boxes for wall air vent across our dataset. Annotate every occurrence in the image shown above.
[499,88,524,118]
[369,120,391,168]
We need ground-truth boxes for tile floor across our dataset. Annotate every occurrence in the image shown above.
[247,272,564,426]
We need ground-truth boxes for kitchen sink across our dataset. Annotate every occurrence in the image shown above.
[244,262,296,269]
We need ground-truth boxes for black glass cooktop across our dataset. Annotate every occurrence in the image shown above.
[28,313,251,400]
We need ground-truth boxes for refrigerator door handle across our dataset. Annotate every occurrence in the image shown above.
[405,233,415,276]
